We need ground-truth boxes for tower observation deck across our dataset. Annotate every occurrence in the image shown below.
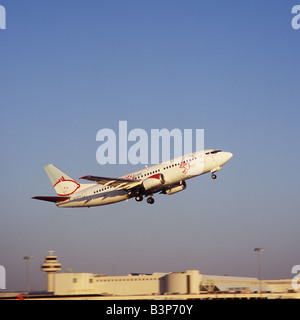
[41,250,61,292]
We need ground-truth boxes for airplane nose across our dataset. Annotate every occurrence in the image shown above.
[222,152,233,163]
[226,152,233,160]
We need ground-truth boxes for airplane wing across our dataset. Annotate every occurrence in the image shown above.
[79,175,142,190]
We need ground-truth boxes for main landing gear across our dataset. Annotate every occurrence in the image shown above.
[135,195,155,204]
[135,195,143,202]
[211,173,217,179]
[146,197,155,204]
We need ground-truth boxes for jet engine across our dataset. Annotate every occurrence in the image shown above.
[164,181,187,195]
[143,174,165,190]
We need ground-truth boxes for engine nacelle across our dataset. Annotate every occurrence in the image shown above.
[143,174,165,190]
[164,181,187,195]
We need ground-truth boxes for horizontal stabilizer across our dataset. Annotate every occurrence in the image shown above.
[32,196,70,203]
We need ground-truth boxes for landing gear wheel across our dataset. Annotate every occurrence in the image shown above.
[147,197,155,204]
[211,173,217,179]
[135,195,143,202]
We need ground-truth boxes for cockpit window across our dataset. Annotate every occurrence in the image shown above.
[210,149,221,154]
[206,149,222,155]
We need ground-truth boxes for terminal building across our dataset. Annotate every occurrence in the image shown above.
[1,251,298,300]
[38,251,297,298]
[35,251,299,298]
[53,270,295,297]
[54,270,200,296]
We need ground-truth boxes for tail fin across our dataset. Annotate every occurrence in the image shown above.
[44,164,81,196]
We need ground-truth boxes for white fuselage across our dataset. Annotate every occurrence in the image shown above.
[57,149,232,208]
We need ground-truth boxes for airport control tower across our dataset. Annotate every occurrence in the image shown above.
[41,250,61,292]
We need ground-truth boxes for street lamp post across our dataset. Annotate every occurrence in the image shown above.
[254,248,264,297]
[23,256,34,295]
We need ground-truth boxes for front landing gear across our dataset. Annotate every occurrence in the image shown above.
[211,173,217,179]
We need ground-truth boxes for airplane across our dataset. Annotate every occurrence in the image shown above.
[32,149,233,208]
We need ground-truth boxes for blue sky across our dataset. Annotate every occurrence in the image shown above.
[1,1,300,291]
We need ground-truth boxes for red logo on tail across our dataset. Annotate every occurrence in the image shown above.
[54,176,80,196]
